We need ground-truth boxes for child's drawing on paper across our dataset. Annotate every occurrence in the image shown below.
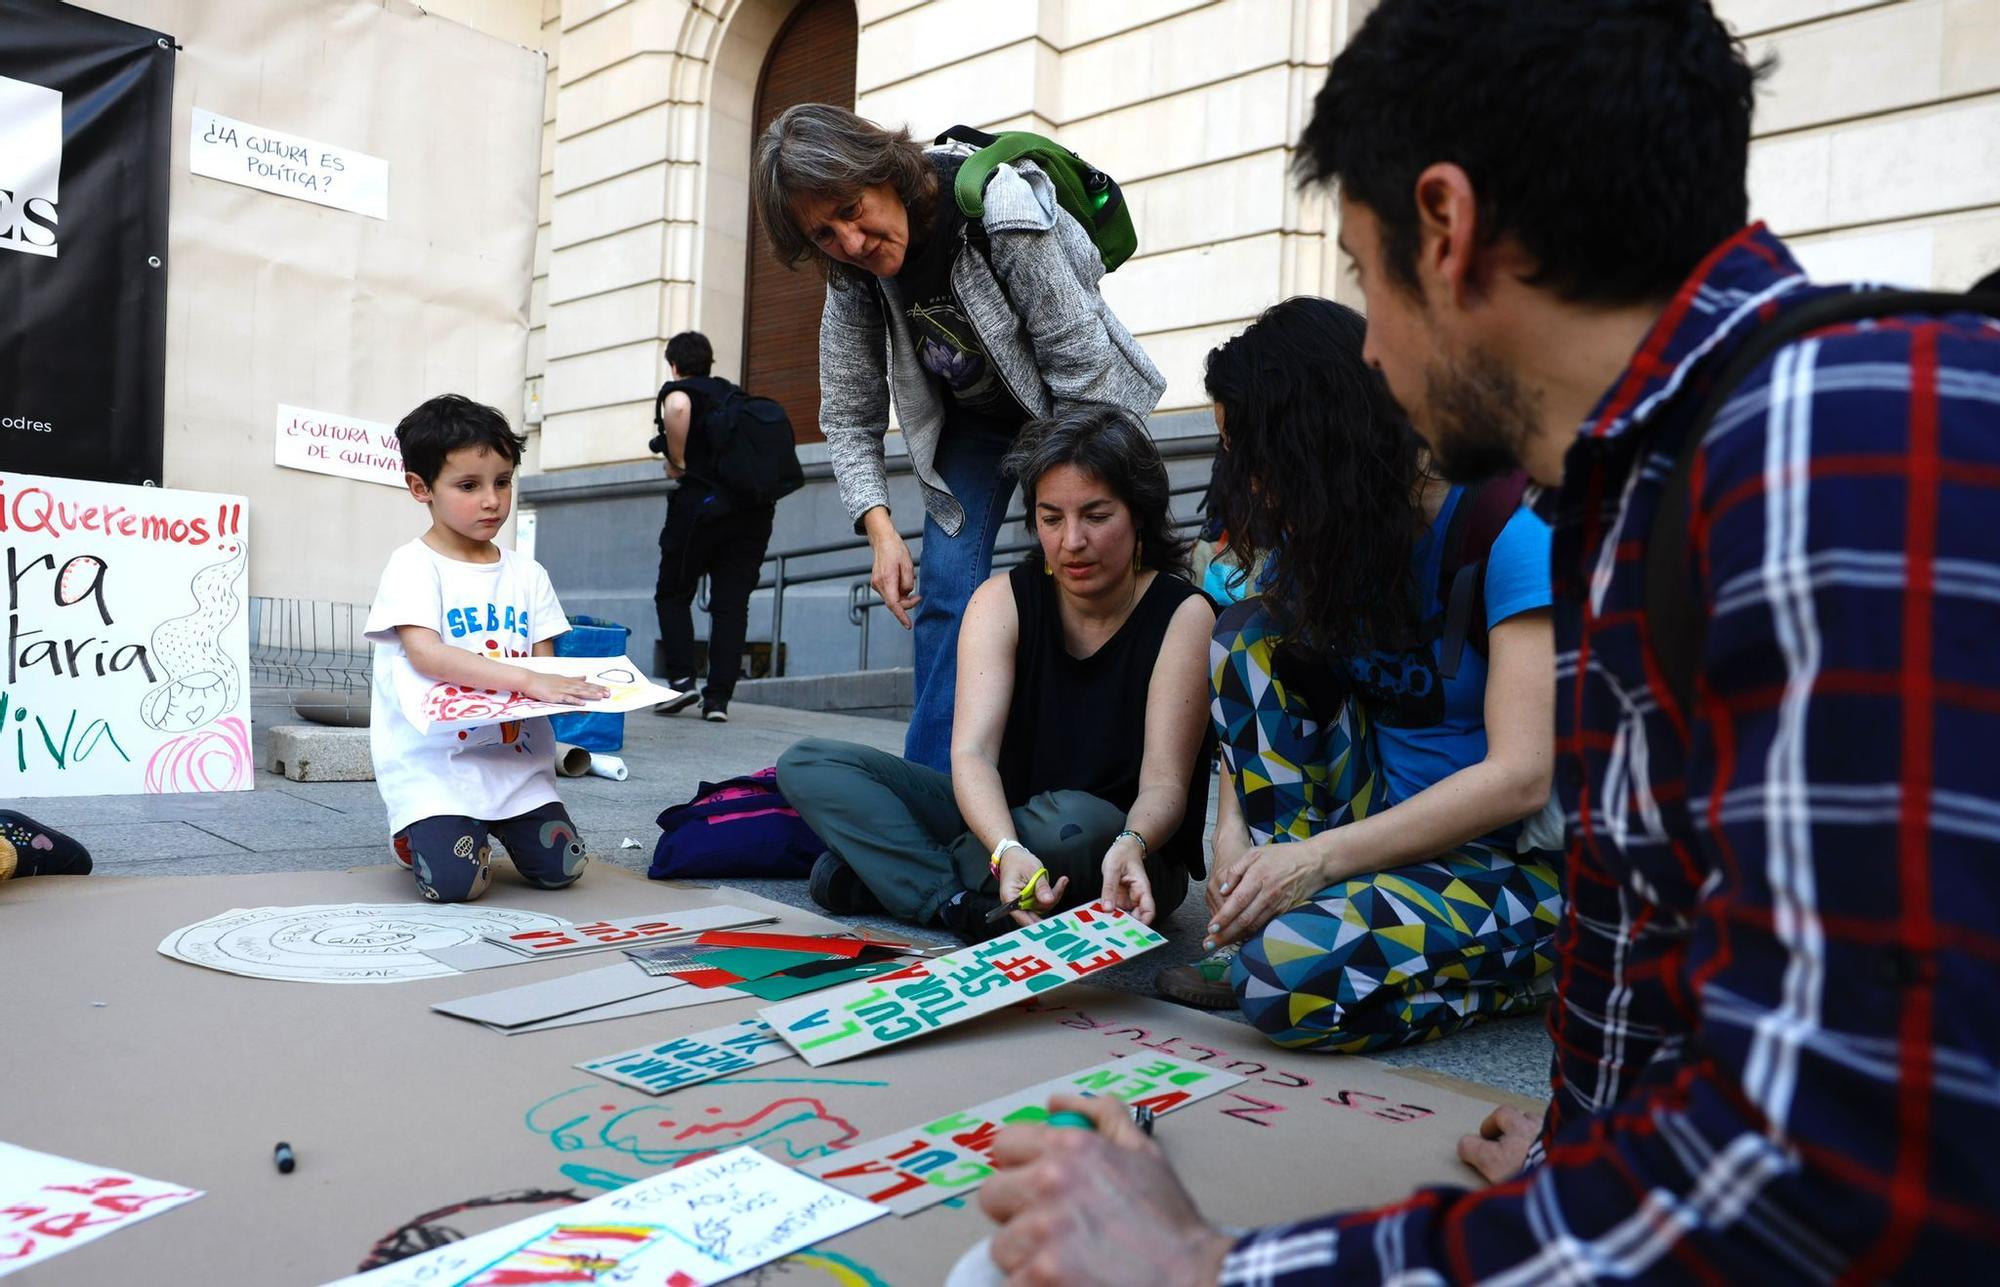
[525,1086,862,1169]
[140,537,247,732]
[406,656,679,735]
[463,1222,667,1285]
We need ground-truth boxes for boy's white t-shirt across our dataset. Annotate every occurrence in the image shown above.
[365,539,571,834]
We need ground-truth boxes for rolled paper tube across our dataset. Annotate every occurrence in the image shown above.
[587,753,629,781]
[554,743,592,777]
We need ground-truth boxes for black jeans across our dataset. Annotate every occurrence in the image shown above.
[655,484,775,705]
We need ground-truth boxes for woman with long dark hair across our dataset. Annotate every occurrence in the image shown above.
[779,407,1213,944]
[1154,296,1562,1054]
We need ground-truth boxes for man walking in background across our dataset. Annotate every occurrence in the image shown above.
[650,331,796,723]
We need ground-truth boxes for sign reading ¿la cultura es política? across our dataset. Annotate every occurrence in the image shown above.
[1,471,253,798]
[189,106,388,220]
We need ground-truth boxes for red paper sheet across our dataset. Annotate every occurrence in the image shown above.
[674,966,749,989]
[693,930,869,957]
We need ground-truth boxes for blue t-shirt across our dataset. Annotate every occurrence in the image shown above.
[1345,486,1552,823]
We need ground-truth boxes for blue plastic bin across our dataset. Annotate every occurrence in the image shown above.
[549,615,631,752]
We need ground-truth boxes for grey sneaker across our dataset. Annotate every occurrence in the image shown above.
[1155,945,1240,1009]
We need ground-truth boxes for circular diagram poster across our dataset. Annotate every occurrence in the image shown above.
[158,903,568,984]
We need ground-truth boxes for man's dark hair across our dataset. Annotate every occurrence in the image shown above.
[1300,0,1766,305]
[396,394,525,487]
[666,331,714,377]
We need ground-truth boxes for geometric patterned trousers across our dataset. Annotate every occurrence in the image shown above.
[1211,598,1563,1053]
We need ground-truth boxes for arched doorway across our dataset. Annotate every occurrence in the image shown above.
[742,0,857,444]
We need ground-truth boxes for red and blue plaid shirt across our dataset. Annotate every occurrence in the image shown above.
[1222,225,2000,1283]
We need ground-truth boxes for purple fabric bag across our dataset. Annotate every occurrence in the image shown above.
[647,767,823,880]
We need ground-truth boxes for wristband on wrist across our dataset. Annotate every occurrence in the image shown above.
[1114,828,1148,857]
[989,837,1025,873]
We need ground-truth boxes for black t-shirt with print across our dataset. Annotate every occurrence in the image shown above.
[894,153,1030,436]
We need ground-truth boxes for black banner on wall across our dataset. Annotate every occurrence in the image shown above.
[0,0,175,485]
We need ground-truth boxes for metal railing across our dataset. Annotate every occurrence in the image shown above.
[747,479,1215,676]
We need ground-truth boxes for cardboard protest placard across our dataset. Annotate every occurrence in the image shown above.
[481,907,776,960]
[402,655,681,735]
[577,1019,794,1096]
[761,901,1166,1066]
[804,1052,1245,1215]
[0,1142,203,1277]
[328,1148,884,1286]
[159,903,567,984]
[0,472,251,798]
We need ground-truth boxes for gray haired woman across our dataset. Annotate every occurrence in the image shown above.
[777,407,1214,946]
[752,104,1165,772]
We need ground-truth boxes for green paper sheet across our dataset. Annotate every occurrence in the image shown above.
[734,958,907,1001]
[697,946,841,981]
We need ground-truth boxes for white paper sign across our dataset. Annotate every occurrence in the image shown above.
[804,1053,1245,1215]
[404,655,683,734]
[189,107,388,220]
[579,1018,795,1095]
[0,471,251,798]
[158,903,567,984]
[273,404,405,488]
[761,901,1167,1066]
[329,1147,885,1286]
[0,1141,203,1277]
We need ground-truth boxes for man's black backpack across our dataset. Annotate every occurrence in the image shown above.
[1646,285,2000,719]
[655,380,804,508]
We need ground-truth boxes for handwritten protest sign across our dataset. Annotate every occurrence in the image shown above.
[402,655,681,735]
[189,107,388,220]
[0,471,250,798]
[273,404,405,488]
[482,906,776,960]
[0,1141,203,1277]
[578,1018,795,1096]
[761,901,1167,1066]
[330,1147,884,1286]
[805,1052,1244,1215]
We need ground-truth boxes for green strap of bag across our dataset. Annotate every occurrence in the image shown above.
[936,125,1137,273]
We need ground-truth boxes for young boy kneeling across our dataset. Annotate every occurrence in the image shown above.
[365,395,607,901]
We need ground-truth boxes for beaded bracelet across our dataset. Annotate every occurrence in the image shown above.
[1114,828,1148,857]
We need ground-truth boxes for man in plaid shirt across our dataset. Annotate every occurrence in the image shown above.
[975,1,2000,1282]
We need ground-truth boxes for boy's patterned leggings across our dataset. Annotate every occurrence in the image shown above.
[392,801,588,902]
[1212,598,1563,1053]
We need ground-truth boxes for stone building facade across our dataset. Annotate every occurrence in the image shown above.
[428,0,2000,679]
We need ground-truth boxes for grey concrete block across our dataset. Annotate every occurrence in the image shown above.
[266,724,376,782]
[735,667,912,718]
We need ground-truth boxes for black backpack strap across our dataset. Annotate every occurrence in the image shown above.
[1645,288,2000,720]
[1436,471,1530,679]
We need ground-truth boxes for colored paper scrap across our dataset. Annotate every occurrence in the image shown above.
[674,967,749,990]
[627,944,738,977]
[803,1053,1244,1215]
[577,1018,795,1095]
[760,901,1166,1065]
[0,1141,204,1278]
[329,1147,884,1286]
[481,907,775,960]
[694,930,868,957]
[699,947,845,981]
[732,958,910,1002]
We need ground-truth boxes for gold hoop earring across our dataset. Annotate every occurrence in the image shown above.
[1132,540,1143,572]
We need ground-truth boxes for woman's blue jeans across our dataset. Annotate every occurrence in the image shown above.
[904,427,1018,771]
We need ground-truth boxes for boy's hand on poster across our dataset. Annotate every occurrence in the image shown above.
[519,673,611,705]
[1202,841,1325,951]
[1101,845,1155,924]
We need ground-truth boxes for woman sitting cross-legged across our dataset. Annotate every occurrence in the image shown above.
[778,407,1214,944]
[1153,296,1564,1053]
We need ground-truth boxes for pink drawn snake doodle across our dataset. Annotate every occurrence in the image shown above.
[141,539,247,732]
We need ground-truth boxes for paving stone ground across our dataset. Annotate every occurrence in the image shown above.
[13,692,1555,1099]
